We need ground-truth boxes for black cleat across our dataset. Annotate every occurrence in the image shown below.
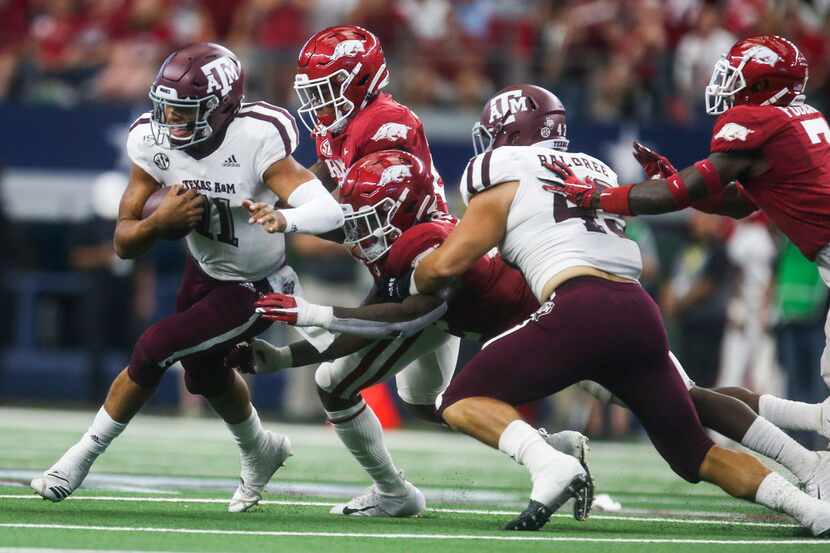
[504,472,594,531]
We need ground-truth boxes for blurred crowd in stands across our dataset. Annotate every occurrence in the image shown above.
[2,0,830,446]
[2,0,829,120]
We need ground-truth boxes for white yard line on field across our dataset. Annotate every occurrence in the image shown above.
[0,494,798,529]
[0,523,817,545]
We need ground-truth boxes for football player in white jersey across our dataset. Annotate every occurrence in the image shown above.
[362,84,830,534]
[30,43,344,512]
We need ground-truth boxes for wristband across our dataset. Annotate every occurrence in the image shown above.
[598,185,633,215]
[666,173,691,208]
[304,302,334,328]
[693,160,724,196]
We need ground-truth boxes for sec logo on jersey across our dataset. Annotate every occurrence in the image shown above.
[153,152,170,170]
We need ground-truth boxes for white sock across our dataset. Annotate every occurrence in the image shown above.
[755,472,824,532]
[499,420,582,505]
[329,402,407,496]
[77,407,127,457]
[53,407,126,476]
[759,394,821,432]
[226,407,267,453]
[742,417,819,481]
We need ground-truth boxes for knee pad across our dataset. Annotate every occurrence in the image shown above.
[127,331,168,389]
[183,362,234,397]
[314,362,337,395]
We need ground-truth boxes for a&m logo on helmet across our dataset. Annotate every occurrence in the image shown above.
[378,165,412,187]
[332,39,366,61]
[741,45,780,67]
[488,90,529,126]
[201,56,241,96]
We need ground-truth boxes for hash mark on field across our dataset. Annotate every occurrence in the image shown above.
[0,494,797,529]
[0,523,816,545]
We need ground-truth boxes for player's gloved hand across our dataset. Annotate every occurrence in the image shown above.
[224,338,294,374]
[255,293,334,328]
[377,268,415,302]
[540,160,598,209]
[632,141,677,179]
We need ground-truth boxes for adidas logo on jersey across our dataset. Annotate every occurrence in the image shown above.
[223,155,240,167]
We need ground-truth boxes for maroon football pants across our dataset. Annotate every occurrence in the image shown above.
[127,258,271,397]
[439,276,714,483]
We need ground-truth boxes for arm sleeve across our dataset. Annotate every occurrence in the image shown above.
[460,146,525,205]
[279,178,345,234]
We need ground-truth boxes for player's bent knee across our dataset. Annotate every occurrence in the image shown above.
[316,384,360,412]
[127,333,169,389]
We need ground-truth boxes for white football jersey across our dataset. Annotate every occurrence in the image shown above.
[461,146,642,302]
[126,101,300,281]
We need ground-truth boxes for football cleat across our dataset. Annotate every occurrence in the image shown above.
[539,428,590,468]
[330,478,426,517]
[804,451,830,500]
[504,470,594,531]
[228,431,292,513]
[30,445,95,502]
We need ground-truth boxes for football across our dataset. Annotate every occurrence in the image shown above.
[142,187,194,240]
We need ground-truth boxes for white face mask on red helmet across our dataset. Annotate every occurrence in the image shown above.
[294,26,390,136]
[705,35,808,115]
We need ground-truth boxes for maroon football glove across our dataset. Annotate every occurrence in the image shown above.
[540,160,599,209]
[632,141,677,179]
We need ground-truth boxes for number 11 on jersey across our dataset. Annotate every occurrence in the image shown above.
[196,197,239,246]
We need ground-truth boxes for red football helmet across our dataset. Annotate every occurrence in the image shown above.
[294,25,389,135]
[705,35,808,115]
[340,150,437,263]
[473,84,568,155]
[149,43,244,149]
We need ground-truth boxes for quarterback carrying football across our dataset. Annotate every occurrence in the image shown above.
[30,43,344,512]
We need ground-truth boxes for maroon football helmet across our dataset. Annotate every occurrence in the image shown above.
[294,25,389,135]
[340,150,437,263]
[473,84,568,155]
[149,43,244,149]
[705,35,808,115]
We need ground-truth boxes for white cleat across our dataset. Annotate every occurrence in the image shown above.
[31,467,87,502]
[539,428,590,468]
[802,495,830,537]
[330,479,426,517]
[228,432,292,513]
[805,451,830,500]
[31,446,94,502]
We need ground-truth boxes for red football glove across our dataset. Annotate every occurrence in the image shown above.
[254,292,333,327]
[541,160,599,209]
[632,141,677,179]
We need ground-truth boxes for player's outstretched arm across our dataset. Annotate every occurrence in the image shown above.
[226,333,377,375]
[547,151,760,218]
[260,156,344,234]
[114,164,204,259]
[412,183,513,295]
[255,292,448,338]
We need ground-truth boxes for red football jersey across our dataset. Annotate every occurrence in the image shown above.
[710,103,830,260]
[314,93,448,212]
[367,218,540,341]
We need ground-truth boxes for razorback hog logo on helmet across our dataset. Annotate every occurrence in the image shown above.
[378,165,412,187]
[201,56,241,96]
[488,90,529,126]
[332,39,366,61]
[371,123,411,142]
[742,45,780,66]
